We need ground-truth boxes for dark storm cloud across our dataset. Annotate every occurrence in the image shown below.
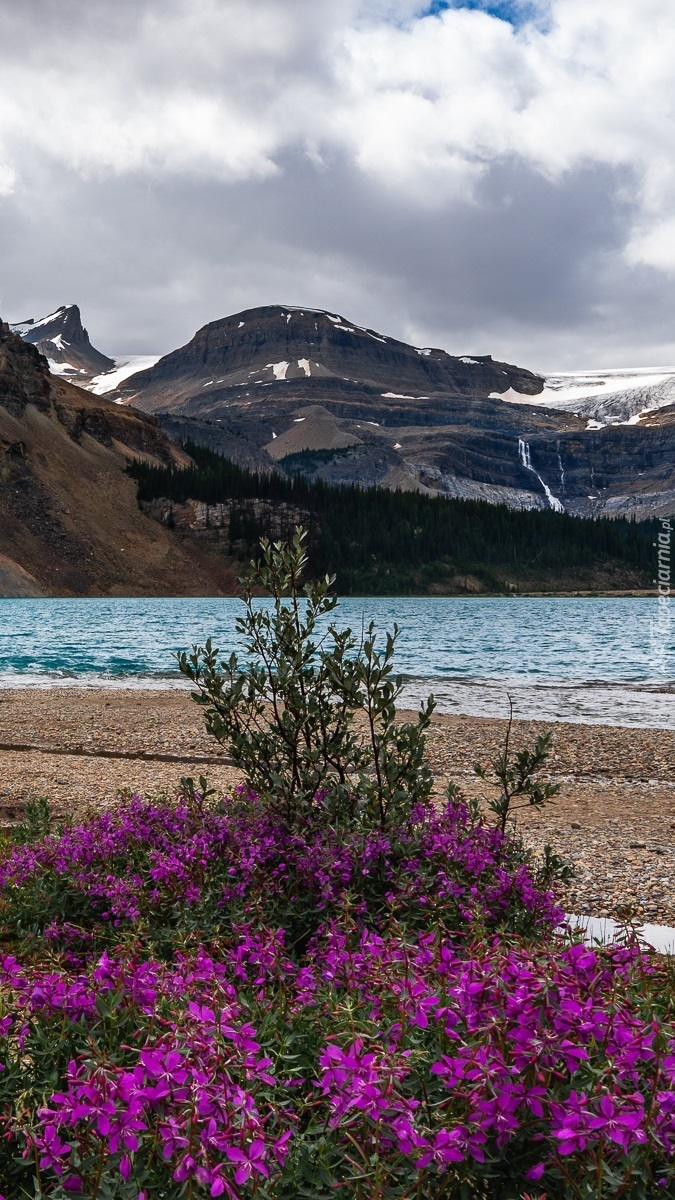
[1,0,674,370]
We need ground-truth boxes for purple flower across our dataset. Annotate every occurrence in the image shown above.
[225,1139,268,1185]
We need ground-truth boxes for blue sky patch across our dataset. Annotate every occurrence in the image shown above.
[420,1,536,26]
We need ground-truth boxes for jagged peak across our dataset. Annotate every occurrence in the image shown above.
[9,304,113,378]
[11,304,78,333]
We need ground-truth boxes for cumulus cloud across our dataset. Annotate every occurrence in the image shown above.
[1,0,674,368]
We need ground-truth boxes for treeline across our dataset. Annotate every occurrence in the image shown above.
[128,444,656,593]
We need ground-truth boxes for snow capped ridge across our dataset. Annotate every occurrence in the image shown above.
[279,304,328,315]
[10,303,115,381]
[110,303,544,414]
[277,305,388,343]
[10,304,76,334]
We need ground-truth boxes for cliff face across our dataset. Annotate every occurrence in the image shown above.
[518,411,675,519]
[0,326,52,418]
[0,322,239,597]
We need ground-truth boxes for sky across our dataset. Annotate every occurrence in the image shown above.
[1,0,675,371]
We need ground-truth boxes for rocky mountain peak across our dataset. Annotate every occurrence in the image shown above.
[10,304,114,381]
[119,304,544,407]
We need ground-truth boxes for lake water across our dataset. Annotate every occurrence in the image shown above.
[0,596,673,728]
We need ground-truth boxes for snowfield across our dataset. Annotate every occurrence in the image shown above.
[498,366,675,427]
[89,356,161,396]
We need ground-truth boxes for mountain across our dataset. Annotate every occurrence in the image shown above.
[0,313,662,597]
[113,303,567,509]
[112,305,675,519]
[10,303,164,396]
[10,305,115,382]
[0,320,248,597]
[116,304,544,409]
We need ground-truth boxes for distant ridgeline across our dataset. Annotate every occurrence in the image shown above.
[128,443,656,594]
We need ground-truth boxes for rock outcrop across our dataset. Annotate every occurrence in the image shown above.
[0,321,242,596]
[143,496,312,545]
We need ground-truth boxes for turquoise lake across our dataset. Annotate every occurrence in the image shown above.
[0,596,673,727]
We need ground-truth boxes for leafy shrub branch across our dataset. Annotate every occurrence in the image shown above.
[178,527,434,831]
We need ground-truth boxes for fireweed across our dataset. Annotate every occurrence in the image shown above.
[1,792,675,1199]
[0,790,559,948]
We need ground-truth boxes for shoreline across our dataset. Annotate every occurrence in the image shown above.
[1,688,675,924]
[1,675,674,730]
[0,590,662,600]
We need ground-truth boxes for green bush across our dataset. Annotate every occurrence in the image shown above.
[178,528,435,831]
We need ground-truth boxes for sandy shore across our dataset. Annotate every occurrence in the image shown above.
[1,688,675,925]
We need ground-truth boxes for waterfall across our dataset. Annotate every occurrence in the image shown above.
[518,438,532,471]
[518,438,564,512]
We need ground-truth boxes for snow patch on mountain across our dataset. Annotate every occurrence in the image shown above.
[89,356,161,396]
[267,361,290,381]
[46,359,81,376]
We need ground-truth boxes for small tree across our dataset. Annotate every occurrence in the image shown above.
[474,696,562,834]
[178,528,435,830]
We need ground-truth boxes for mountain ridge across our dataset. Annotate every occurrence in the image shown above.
[108,304,675,519]
[11,302,675,520]
[117,304,545,406]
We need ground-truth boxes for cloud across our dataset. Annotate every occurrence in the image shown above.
[1,0,674,368]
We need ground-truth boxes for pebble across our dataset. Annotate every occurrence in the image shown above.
[423,712,675,925]
[2,691,675,924]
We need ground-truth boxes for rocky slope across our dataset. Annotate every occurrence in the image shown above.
[112,305,675,519]
[0,321,244,597]
[10,305,114,382]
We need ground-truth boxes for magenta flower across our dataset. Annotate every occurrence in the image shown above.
[225,1139,268,1185]
[587,1094,647,1152]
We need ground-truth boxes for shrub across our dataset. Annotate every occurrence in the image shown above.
[178,528,435,831]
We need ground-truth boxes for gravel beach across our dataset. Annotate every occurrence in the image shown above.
[1,687,674,925]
